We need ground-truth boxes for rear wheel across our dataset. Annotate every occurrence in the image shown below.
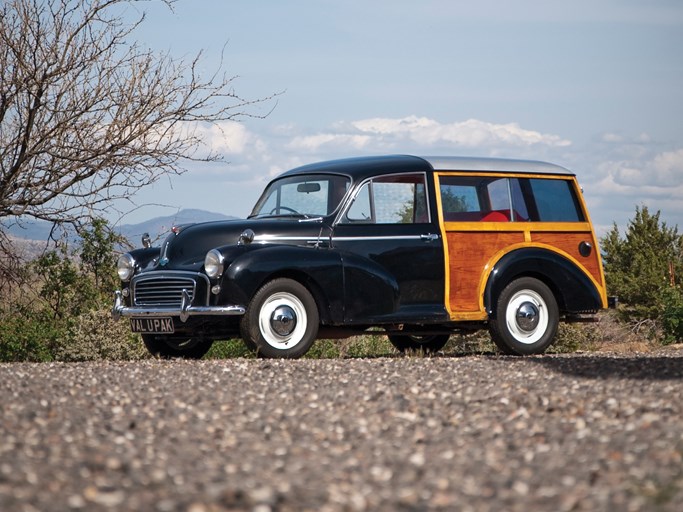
[388,334,450,354]
[142,334,213,359]
[489,277,559,355]
[240,278,319,359]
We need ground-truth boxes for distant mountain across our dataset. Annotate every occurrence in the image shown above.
[4,209,240,244]
[117,209,239,244]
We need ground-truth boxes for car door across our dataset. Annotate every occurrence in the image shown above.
[330,172,446,323]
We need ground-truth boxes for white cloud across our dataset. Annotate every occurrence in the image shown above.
[595,148,683,191]
[283,116,571,154]
[194,121,265,155]
[352,116,572,148]
[651,149,683,187]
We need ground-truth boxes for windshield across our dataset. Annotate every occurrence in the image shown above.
[250,174,351,218]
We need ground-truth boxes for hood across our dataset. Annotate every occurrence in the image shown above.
[159,217,330,270]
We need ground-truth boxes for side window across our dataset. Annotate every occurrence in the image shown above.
[523,179,584,222]
[440,176,512,222]
[342,174,429,224]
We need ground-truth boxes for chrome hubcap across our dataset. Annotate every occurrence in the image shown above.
[270,305,297,336]
[505,289,549,345]
[516,301,539,332]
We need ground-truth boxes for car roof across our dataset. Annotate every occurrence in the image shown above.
[422,156,573,175]
[279,154,574,181]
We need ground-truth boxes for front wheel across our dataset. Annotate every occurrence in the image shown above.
[489,277,559,355]
[388,334,450,354]
[142,334,213,359]
[240,278,319,358]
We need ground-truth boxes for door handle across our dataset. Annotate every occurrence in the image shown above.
[420,233,439,242]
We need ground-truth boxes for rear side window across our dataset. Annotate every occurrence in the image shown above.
[439,176,527,222]
[439,175,583,222]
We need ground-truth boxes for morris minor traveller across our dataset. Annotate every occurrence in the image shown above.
[113,155,609,358]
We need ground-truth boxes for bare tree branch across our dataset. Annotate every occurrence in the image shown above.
[0,0,277,230]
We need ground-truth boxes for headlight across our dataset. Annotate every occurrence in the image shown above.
[117,253,136,282]
[204,249,224,278]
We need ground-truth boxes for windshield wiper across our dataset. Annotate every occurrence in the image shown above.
[248,213,311,220]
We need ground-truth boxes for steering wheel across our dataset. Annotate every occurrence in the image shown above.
[270,206,300,215]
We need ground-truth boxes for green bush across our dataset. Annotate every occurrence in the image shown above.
[53,309,149,362]
[0,218,135,362]
[660,286,683,345]
[550,322,600,353]
[601,205,682,343]
[0,313,57,362]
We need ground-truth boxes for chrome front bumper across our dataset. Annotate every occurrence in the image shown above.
[112,290,246,323]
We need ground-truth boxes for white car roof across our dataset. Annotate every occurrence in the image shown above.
[422,156,574,176]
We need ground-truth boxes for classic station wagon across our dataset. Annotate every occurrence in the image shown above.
[113,155,609,358]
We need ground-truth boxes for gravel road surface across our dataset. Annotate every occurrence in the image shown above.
[1,352,682,511]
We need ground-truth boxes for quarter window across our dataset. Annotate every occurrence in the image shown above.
[525,179,584,222]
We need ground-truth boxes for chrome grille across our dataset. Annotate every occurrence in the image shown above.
[133,275,197,307]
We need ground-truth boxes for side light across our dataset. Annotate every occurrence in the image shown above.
[238,229,255,245]
[117,253,136,282]
[204,249,225,279]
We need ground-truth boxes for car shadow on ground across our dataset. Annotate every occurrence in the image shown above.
[523,353,683,381]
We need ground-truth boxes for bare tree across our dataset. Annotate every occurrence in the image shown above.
[0,0,273,239]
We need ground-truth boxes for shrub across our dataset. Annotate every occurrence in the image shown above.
[660,286,683,345]
[550,322,600,353]
[601,205,682,343]
[53,309,149,362]
[0,313,57,362]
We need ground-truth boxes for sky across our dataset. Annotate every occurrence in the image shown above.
[117,0,683,235]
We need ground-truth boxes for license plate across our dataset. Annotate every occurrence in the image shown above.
[130,318,175,334]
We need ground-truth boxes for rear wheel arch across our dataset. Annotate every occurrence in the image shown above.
[484,248,600,317]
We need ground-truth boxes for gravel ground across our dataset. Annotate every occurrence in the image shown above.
[1,352,682,511]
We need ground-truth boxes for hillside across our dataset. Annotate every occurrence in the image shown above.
[3,209,239,259]
[4,209,238,243]
[115,209,238,245]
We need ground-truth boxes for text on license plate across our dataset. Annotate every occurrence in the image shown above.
[130,318,175,334]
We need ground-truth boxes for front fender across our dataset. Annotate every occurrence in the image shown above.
[484,248,602,316]
[220,245,344,324]
[128,247,161,273]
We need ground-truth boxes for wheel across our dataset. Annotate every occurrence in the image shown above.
[240,278,319,358]
[489,277,559,355]
[388,334,450,354]
[142,334,213,359]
